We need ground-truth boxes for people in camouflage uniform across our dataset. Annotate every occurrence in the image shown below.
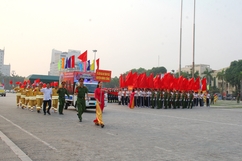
[188,91,194,109]
[156,89,161,109]
[57,81,69,115]
[164,89,168,109]
[75,78,88,122]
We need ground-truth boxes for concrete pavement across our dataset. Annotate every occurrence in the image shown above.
[0,93,242,161]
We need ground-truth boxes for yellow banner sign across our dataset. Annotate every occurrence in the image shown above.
[95,69,112,82]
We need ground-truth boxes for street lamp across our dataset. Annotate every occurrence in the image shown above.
[179,0,183,77]
[192,0,196,78]
[93,50,97,71]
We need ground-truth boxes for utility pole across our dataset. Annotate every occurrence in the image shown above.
[192,0,196,78]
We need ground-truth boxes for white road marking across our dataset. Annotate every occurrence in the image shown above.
[111,108,242,127]
[152,127,160,130]
[0,115,58,152]
[106,132,116,136]
[154,146,172,152]
[154,146,197,161]
[0,130,33,161]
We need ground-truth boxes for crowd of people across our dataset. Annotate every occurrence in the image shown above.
[107,88,217,109]
[13,79,105,128]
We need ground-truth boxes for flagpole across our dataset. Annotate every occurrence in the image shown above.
[93,50,97,72]
[179,0,183,77]
[192,0,196,78]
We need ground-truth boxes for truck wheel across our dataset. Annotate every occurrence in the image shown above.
[64,103,68,109]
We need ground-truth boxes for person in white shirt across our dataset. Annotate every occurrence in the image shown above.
[40,83,52,115]
[134,89,138,107]
[118,89,122,105]
[200,92,204,107]
[206,91,210,107]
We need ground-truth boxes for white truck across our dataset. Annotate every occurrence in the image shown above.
[59,71,107,110]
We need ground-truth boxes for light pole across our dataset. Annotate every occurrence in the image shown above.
[179,0,183,77]
[192,0,196,78]
[93,50,97,71]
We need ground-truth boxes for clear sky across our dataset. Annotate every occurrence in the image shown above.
[1,0,242,77]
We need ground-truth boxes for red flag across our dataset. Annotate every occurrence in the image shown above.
[187,78,195,91]
[153,75,160,89]
[139,73,147,88]
[96,58,100,70]
[9,80,13,85]
[125,71,133,87]
[177,76,183,91]
[54,82,58,87]
[136,74,142,88]
[78,50,87,62]
[201,78,207,91]
[194,77,200,92]
[71,55,75,68]
[148,73,154,89]
[182,78,188,91]
[119,74,124,88]
[132,73,138,87]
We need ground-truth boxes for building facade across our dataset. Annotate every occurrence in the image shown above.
[180,64,212,77]
[180,64,235,95]
[0,49,4,73]
[49,49,81,76]
[0,49,11,76]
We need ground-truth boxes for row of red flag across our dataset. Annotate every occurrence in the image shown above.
[10,79,59,88]
[119,72,207,91]
[77,50,100,70]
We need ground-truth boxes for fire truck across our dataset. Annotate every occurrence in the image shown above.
[59,71,107,110]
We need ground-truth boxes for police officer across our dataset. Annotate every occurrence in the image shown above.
[75,78,89,122]
[57,81,69,115]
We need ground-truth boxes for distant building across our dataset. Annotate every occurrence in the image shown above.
[0,49,11,76]
[2,64,11,76]
[180,64,212,77]
[0,49,4,73]
[211,67,234,95]
[180,64,235,95]
[48,49,81,76]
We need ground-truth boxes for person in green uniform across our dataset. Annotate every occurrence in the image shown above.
[164,89,168,109]
[168,90,172,109]
[172,90,176,109]
[57,81,70,115]
[237,92,240,103]
[151,89,155,108]
[188,91,194,109]
[176,91,181,108]
[75,78,89,122]
[160,90,164,109]
[157,89,161,109]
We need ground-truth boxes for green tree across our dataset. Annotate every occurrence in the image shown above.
[216,69,225,95]
[175,70,199,79]
[202,68,213,87]
[0,70,25,90]
[225,60,242,92]
[103,76,119,88]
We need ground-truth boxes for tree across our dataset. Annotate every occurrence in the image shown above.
[103,76,119,88]
[225,60,242,92]
[202,68,213,87]
[0,71,25,90]
[106,66,167,88]
[216,69,225,95]
[175,70,199,79]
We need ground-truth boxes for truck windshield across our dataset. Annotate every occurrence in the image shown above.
[84,84,97,93]
[0,86,4,90]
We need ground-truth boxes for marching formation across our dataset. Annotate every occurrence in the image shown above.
[107,88,215,109]
[14,80,61,113]
[13,79,105,128]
